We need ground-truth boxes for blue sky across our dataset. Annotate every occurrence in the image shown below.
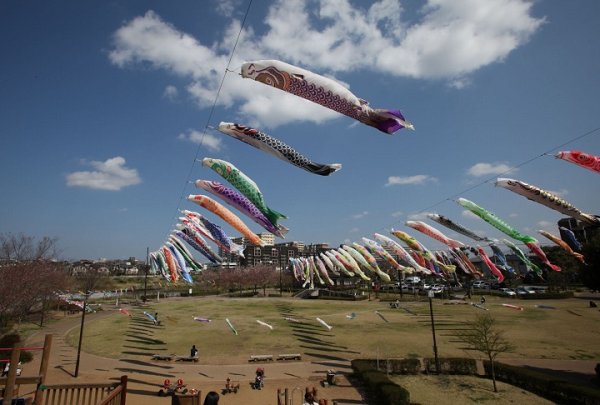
[1,0,599,261]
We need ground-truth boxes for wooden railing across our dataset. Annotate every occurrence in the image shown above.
[39,375,127,405]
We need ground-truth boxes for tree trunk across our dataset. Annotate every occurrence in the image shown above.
[489,354,497,392]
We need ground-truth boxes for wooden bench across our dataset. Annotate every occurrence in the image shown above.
[276,353,302,361]
[152,354,173,361]
[175,356,199,362]
[248,354,273,362]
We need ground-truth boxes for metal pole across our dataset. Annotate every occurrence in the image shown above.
[74,297,87,377]
[143,247,149,302]
[428,293,440,373]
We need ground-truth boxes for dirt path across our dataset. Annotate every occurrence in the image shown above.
[21,310,365,405]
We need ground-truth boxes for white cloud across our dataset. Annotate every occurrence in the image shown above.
[467,162,515,177]
[407,212,431,221]
[538,220,553,228]
[391,211,403,218]
[461,210,480,220]
[108,1,544,128]
[178,130,223,152]
[385,174,437,186]
[508,213,518,218]
[66,157,141,191]
[213,0,241,17]
[352,211,369,219]
[548,189,568,197]
[163,85,178,100]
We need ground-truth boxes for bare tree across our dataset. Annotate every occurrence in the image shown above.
[0,261,70,330]
[0,233,60,261]
[457,313,514,392]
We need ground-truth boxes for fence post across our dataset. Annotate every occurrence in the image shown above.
[34,334,53,404]
[119,375,127,405]
[4,347,21,401]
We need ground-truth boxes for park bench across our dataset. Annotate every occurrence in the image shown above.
[276,353,302,361]
[175,356,199,362]
[248,354,273,362]
[151,354,173,361]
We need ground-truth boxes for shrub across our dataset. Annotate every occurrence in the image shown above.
[484,361,600,404]
[423,357,478,375]
[380,383,410,405]
[0,333,33,364]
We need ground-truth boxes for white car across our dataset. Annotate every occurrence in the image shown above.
[472,281,489,289]
[499,288,516,297]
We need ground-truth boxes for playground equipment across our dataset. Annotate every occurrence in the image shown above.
[158,378,188,397]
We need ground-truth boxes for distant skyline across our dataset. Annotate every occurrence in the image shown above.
[1,0,599,261]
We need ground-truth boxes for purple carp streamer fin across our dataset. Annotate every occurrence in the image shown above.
[218,122,341,176]
[241,60,414,134]
[495,178,599,225]
[196,180,289,237]
[555,150,600,174]
[202,158,287,227]
[406,220,465,248]
[539,230,586,263]
[427,213,491,242]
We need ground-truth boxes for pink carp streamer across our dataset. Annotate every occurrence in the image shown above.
[556,150,600,174]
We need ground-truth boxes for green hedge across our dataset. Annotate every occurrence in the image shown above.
[351,362,410,405]
[484,361,600,404]
[351,358,421,375]
[423,357,478,375]
[518,291,574,300]
[0,334,33,364]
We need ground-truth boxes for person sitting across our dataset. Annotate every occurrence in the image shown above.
[190,344,198,358]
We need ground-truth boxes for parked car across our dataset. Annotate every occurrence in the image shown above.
[472,281,489,289]
[430,284,446,294]
[499,288,516,297]
[404,276,421,284]
[516,286,536,296]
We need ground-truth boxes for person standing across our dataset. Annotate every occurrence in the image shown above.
[190,344,198,358]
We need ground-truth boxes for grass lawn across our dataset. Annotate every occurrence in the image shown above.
[66,295,600,365]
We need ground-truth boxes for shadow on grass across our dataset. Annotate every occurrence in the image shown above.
[115,367,175,377]
[123,345,167,351]
[120,358,174,369]
[304,352,349,362]
[110,376,159,387]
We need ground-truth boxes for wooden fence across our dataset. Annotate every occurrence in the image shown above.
[39,376,127,405]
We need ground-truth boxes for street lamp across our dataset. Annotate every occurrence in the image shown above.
[428,290,440,374]
[74,294,88,378]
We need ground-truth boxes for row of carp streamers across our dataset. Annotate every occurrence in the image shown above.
[148,59,597,284]
[148,59,415,282]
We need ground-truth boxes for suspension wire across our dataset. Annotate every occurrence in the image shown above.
[374,125,600,246]
[168,0,254,235]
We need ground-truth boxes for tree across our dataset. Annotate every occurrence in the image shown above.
[457,313,514,392]
[0,261,70,330]
[0,233,60,261]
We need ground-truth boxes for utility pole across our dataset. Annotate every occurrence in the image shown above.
[74,295,88,377]
[428,290,440,374]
